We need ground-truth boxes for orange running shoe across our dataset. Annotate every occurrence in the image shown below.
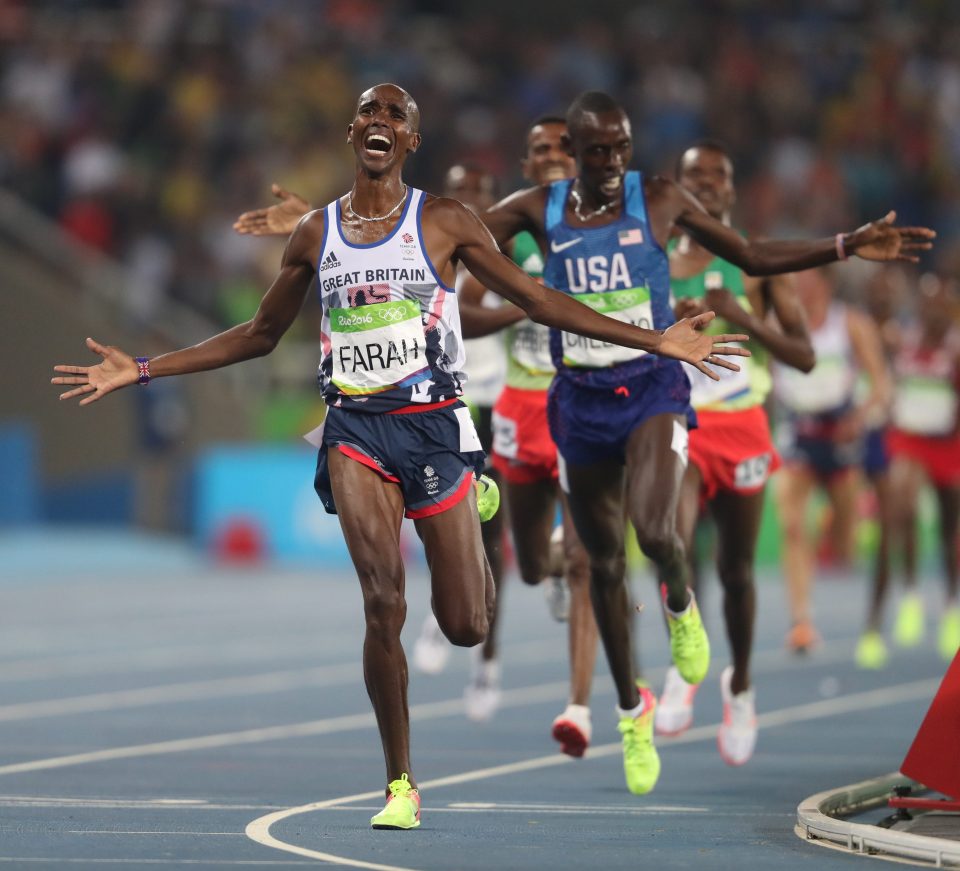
[785,620,820,654]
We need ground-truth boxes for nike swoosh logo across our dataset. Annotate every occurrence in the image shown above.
[550,238,583,253]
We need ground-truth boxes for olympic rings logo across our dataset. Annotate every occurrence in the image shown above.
[378,307,407,323]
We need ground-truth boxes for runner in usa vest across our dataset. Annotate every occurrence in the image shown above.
[316,188,466,412]
[543,171,676,389]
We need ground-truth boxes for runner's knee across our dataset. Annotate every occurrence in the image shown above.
[361,577,407,636]
[438,609,488,647]
[635,524,683,567]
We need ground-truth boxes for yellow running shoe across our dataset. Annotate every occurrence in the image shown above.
[370,773,421,830]
[938,606,960,661]
[618,686,661,795]
[854,630,888,670]
[663,586,710,685]
[893,593,925,648]
[474,474,500,523]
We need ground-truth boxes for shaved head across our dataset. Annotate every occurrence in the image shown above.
[566,91,628,142]
[357,83,420,132]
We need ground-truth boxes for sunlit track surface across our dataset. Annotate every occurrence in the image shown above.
[0,538,950,869]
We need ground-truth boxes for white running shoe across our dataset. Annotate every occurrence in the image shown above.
[544,575,571,622]
[464,653,501,722]
[551,703,592,758]
[412,613,450,675]
[654,666,698,736]
[717,665,757,766]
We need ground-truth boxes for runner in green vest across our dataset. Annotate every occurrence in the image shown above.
[656,142,815,765]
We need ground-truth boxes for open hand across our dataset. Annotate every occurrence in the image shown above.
[51,337,138,406]
[233,184,312,236]
[659,311,750,381]
[849,211,936,263]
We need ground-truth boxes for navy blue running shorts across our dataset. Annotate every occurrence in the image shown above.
[547,359,696,467]
[314,401,486,519]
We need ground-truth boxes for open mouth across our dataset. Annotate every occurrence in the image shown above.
[364,133,393,156]
[599,176,622,196]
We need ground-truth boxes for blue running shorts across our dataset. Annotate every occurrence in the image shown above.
[547,359,695,466]
[314,401,486,519]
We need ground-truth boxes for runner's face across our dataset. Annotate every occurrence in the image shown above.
[522,122,575,185]
[348,85,421,175]
[678,148,734,220]
[572,110,632,204]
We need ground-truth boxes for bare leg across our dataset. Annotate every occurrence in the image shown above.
[559,491,599,706]
[329,450,413,787]
[866,469,895,631]
[934,483,960,602]
[825,469,862,567]
[709,488,765,695]
[624,415,690,614]
[889,457,925,592]
[774,464,816,626]
[564,458,634,709]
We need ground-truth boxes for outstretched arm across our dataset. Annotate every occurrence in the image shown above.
[668,182,935,275]
[54,212,323,405]
[683,275,815,372]
[233,183,313,236]
[459,266,526,339]
[434,199,749,379]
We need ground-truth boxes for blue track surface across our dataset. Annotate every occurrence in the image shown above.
[0,533,950,869]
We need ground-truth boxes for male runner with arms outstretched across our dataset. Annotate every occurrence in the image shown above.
[479,91,932,795]
[54,84,750,825]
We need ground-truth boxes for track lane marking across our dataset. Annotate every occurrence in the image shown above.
[244,675,940,870]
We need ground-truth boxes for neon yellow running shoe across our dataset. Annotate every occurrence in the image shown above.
[893,593,925,648]
[663,586,710,685]
[475,474,500,523]
[370,773,421,830]
[854,630,888,670]
[938,606,960,661]
[618,686,661,795]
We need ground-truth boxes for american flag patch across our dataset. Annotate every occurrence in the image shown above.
[618,228,644,246]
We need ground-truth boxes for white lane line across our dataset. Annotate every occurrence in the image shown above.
[0,663,359,722]
[0,633,855,724]
[0,636,886,774]
[0,860,312,866]
[243,675,941,871]
[0,797,277,810]
[0,682,569,777]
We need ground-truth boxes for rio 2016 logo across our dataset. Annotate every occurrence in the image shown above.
[337,313,373,327]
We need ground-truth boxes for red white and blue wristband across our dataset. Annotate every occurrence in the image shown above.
[135,356,151,385]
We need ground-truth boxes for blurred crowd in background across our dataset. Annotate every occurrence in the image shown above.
[2,0,960,333]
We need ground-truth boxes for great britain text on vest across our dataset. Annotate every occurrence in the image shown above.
[320,267,428,293]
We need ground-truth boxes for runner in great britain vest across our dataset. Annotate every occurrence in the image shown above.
[316,188,466,413]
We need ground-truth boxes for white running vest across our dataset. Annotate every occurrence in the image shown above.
[773,301,856,415]
[316,188,467,413]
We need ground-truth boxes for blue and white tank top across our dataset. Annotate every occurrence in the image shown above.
[773,301,856,418]
[315,188,466,413]
[543,171,675,389]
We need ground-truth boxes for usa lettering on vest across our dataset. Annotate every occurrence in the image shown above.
[564,253,631,292]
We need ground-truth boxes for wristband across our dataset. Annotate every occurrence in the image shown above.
[135,356,151,385]
[835,233,848,261]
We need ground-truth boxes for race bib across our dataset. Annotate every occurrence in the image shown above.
[892,377,958,436]
[330,299,428,394]
[491,409,518,459]
[561,287,652,368]
[734,453,773,490]
[683,346,751,408]
[511,319,555,375]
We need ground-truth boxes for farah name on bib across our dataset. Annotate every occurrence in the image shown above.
[331,298,429,394]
